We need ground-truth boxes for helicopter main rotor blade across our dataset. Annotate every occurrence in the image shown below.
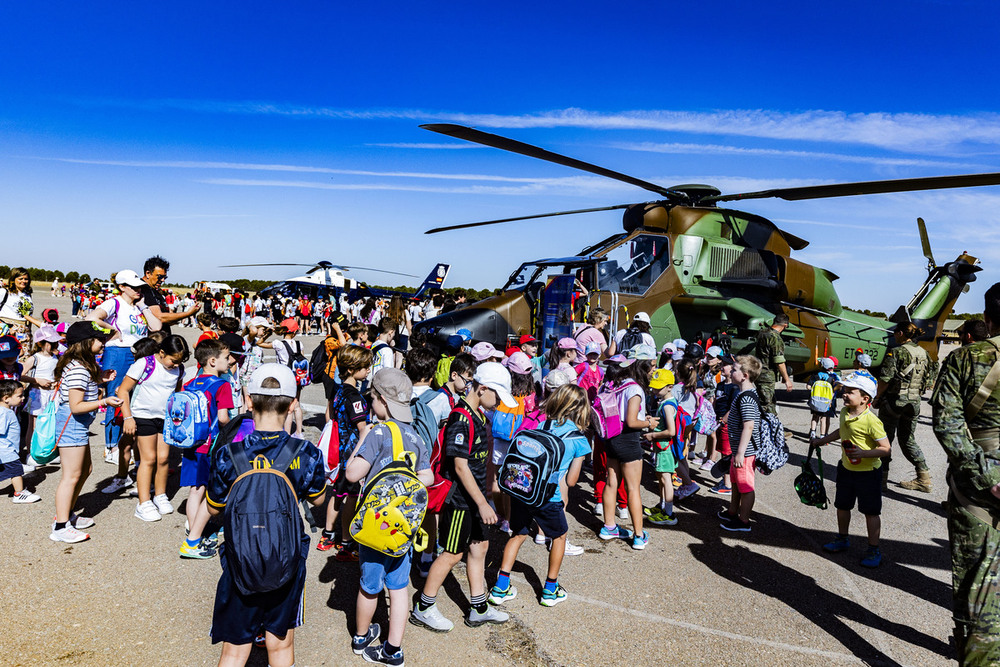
[338,266,419,278]
[421,124,680,199]
[917,217,936,268]
[425,203,637,235]
[707,172,1000,204]
[218,263,317,268]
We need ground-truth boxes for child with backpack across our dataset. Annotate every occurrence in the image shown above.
[670,360,702,501]
[642,369,678,526]
[411,362,517,632]
[318,345,373,559]
[206,363,326,667]
[811,372,890,567]
[808,357,840,441]
[489,383,592,607]
[708,354,738,496]
[0,380,40,503]
[575,341,605,403]
[344,368,433,667]
[117,335,189,522]
[176,339,235,559]
[437,353,476,413]
[491,357,536,536]
[719,355,764,533]
[267,318,307,437]
[370,318,397,376]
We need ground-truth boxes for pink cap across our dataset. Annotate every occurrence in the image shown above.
[503,351,533,375]
[556,337,577,350]
[471,341,503,362]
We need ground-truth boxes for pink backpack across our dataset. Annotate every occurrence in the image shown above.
[592,380,638,439]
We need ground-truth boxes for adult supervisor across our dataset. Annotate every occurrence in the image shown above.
[140,256,200,334]
[932,281,1000,666]
[754,313,794,414]
[875,322,937,492]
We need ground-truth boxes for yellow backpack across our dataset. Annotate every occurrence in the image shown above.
[349,421,429,557]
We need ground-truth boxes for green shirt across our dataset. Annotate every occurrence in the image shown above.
[755,327,785,374]
[931,336,1000,505]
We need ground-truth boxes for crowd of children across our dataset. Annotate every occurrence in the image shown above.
[0,263,907,667]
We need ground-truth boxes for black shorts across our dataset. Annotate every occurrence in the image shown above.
[134,417,164,438]
[211,554,307,644]
[605,432,643,463]
[834,464,883,515]
[509,499,568,539]
[439,505,487,554]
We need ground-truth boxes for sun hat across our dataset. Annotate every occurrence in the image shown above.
[371,368,414,422]
[503,351,533,375]
[114,269,146,288]
[64,321,116,346]
[649,368,676,389]
[839,371,877,398]
[473,362,517,408]
[471,341,504,362]
[246,363,297,398]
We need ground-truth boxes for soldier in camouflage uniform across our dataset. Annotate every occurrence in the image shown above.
[875,322,938,492]
[754,313,794,414]
[932,282,1000,667]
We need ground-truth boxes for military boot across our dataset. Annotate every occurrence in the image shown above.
[899,469,933,493]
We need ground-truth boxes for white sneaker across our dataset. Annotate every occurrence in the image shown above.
[135,501,161,522]
[534,533,547,546]
[12,489,41,504]
[102,476,134,494]
[70,514,95,529]
[152,494,173,515]
[466,604,509,627]
[617,506,630,520]
[50,525,90,543]
[563,540,584,556]
[104,448,119,465]
[592,502,604,516]
[410,603,454,632]
[21,459,37,473]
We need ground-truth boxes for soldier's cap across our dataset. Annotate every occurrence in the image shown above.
[839,372,877,399]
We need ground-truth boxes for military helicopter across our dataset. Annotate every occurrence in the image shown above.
[220,260,450,302]
[412,124,996,374]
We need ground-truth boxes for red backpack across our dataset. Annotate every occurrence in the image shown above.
[427,405,474,513]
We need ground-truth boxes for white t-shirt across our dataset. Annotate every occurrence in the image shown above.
[273,339,300,366]
[0,288,32,322]
[619,381,647,420]
[371,341,395,376]
[126,356,182,419]
[407,304,423,323]
[412,385,451,426]
[98,296,148,347]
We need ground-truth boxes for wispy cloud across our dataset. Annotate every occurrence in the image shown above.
[74,98,1000,155]
[366,142,481,150]
[197,177,611,196]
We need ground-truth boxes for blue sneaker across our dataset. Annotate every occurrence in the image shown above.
[630,530,650,550]
[352,622,380,655]
[823,535,850,553]
[488,584,518,605]
[540,584,568,607]
[598,525,626,540]
[861,546,882,568]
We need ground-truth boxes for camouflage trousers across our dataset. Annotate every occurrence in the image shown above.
[947,498,1000,666]
[879,401,927,473]
[755,370,776,415]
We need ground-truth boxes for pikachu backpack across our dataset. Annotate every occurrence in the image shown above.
[350,421,429,557]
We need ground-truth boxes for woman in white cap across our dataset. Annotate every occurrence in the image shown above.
[87,269,162,464]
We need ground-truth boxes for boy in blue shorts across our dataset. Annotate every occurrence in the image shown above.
[206,363,326,667]
[345,368,433,667]
[811,372,890,568]
[179,338,235,559]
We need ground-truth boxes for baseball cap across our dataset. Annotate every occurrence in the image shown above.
[706,345,723,359]
[64,321,116,346]
[33,326,61,344]
[544,367,575,393]
[371,368,414,422]
[473,362,517,408]
[856,353,873,368]
[42,308,59,324]
[249,316,269,327]
[470,341,504,362]
[0,335,19,359]
[456,328,473,341]
[518,334,538,346]
[661,342,676,355]
[279,318,299,333]
[633,311,651,324]
[829,356,839,368]
[219,332,246,358]
[114,269,146,288]
[603,354,635,367]
[55,322,68,335]
[585,341,601,356]
[672,338,688,350]
[649,368,676,389]
[627,343,658,360]
[503,351,533,375]
[556,337,577,350]
[839,371,877,398]
[721,353,737,366]
[446,334,465,350]
[685,342,705,359]
[819,357,835,370]
[246,363,297,398]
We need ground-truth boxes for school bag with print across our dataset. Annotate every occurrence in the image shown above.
[163,376,226,449]
[808,372,835,412]
[592,380,638,439]
[282,340,311,387]
[350,421,429,556]
[498,420,579,508]
[753,398,790,474]
[224,433,306,595]
[427,406,474,513]
[692,391,719,435]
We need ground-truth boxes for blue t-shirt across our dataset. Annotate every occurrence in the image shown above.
[542,419,591,503]
[0,405,19,463]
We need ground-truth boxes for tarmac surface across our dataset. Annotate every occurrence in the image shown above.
[4,292,958,666]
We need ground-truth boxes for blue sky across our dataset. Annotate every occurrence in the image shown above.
[3,1,1000,313]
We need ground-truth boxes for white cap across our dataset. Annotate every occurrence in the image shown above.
[627,343,658,360]
[672,338,688,349]
[839,371,877,398]
[856,353,873,368]
[706,345,724,358]
[249,316,269,327]
[246,363,297,398]
[633,311,651,324]
[114,269,146,288]
[473,361,517,408]
[819,357,835,370]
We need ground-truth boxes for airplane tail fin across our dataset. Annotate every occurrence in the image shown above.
[414,263,450,298]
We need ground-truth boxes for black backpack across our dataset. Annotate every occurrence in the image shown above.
[498,420,578,508]
[224,433,306,596]
[619,326,645,353]
[309,339,330,385]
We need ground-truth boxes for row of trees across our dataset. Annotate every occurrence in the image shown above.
[3,265,93,285]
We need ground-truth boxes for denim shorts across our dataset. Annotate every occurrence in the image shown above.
[359,545,412,594]
[55,403,96,448]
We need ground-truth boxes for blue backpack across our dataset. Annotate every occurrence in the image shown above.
[163,376,226,449]
[409,390,439,458]
[224,432,306,595]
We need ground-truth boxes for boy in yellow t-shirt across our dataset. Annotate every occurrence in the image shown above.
[810,372,890,568]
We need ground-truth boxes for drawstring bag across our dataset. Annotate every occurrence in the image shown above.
[793,443,828,510]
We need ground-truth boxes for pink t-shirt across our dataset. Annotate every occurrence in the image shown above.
[575,362,605,402]
[574,325,607,364]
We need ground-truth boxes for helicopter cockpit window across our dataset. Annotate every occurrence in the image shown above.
[597,234,670,295]
[503,261,595,293]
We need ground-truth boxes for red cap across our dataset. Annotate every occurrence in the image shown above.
[280,318,299,333]
[518,334,538,346]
